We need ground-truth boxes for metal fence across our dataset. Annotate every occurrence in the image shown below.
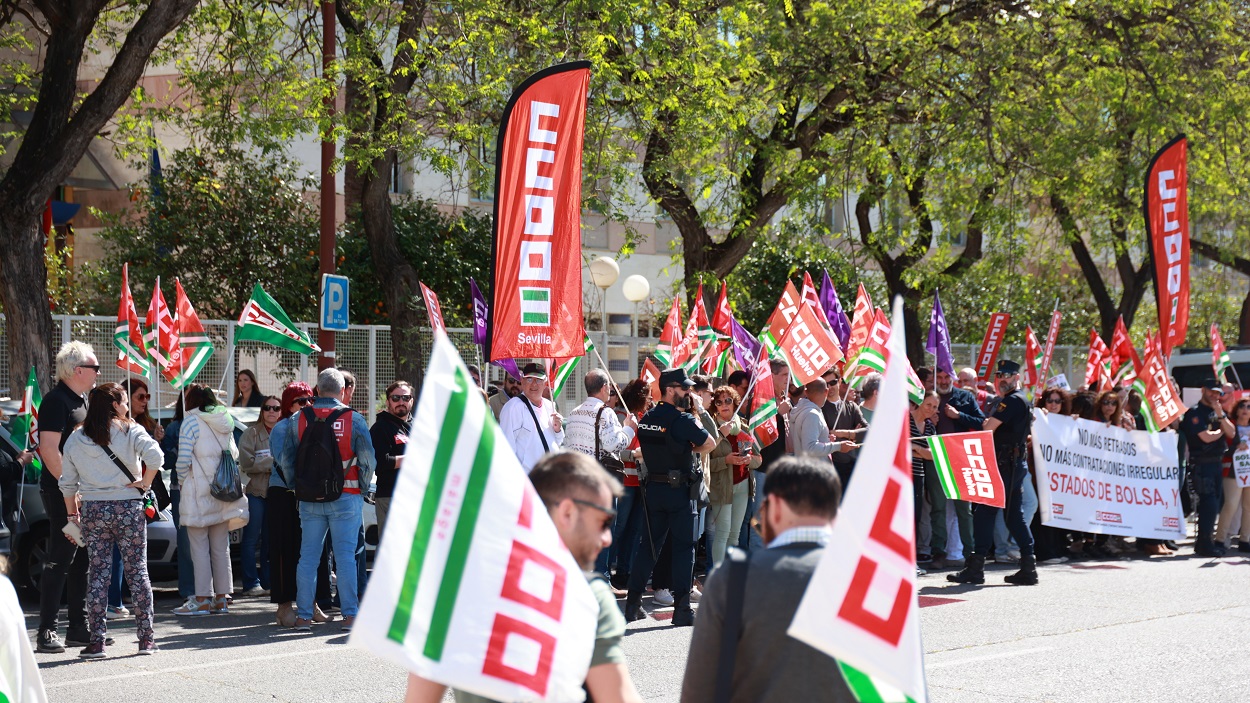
[0,316,1087,421]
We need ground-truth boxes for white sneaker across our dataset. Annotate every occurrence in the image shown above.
[105,605,130,620]
[242,586,269,598]
[652,588,675,607]
[172,597,215,616]
[688,588,701,604]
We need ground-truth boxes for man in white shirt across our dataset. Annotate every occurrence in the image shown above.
[564,369,638,458]
[499,362,565,472]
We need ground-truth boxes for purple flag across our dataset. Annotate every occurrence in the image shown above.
[491,358,522,381]
[925,291,955,375]
[469,278,489,347]
[729,316,762,373]
[819,270,852,349]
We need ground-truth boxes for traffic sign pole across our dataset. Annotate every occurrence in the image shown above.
[316,0,336,370]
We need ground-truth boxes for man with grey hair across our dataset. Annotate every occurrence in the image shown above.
[859,372,883,424]
[35,341,100,653]
[563,368,638,582]
[277,367,376,631]
[788,378,855,463]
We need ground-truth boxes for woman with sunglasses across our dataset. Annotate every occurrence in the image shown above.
[237,395,281,597]
[707,386,759,571]
[1216,398,1250,552]
[1035,388,1071,416]
[266,383,331,627]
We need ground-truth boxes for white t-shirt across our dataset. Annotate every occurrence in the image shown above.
[0,574,47,703]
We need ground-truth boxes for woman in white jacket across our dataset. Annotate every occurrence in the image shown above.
[59,383,164,658]
[172,384,248,616]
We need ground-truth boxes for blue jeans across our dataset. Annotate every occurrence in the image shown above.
[297,493,363,620]
[108,545,125,608]
[612,486,643,580]
[738,470,766,551]
[170,489,195,599]
[240,494,270,590]
[1191,461,1224,548]
[593,496,619,578]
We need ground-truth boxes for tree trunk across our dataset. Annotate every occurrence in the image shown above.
[0,215,55,394]
[1241,284,1250,346]
[358,152,425,386]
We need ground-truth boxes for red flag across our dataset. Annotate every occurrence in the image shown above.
[1141,331,1186,428]
[1023,326,1042,390]
[655,298,682,368]
[845,283,874,362]
[926,430,1005,508]
[1039,310,1062,384]
[165,279,214,389]
[488,62,590,361]
[974,313,1011,382]
[640,357,662,401]
[776,305,844,385]
[144,278,177,371]
[749,346,779,449]
[1144,135,1190,357]
[801,272,821,311]
[1085,330,1111,391]
[702,283,735,374]
[114,263,150,375]
[419,282,446,334]
[765,281,802,351]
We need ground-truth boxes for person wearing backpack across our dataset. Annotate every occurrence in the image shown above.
[276,368,375,632]
[172,384,249,617]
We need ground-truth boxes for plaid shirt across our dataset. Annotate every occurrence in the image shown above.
[768,525,832,549]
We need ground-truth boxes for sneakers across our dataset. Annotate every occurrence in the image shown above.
[78,642,106,659]
[173,597,215,616]
[37,630,65,654]
[242,586,269,598]
[688,587,702,604]
[66,632,113,647]
[138,636,158,655]
[651,588,675,607]
[916,553,933,564]
[294,618,314,632]
[211,595,230,614]
[105,605,130,620]
[313,605,331,623]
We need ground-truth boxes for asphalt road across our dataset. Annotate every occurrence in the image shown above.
[23,545,1250,703]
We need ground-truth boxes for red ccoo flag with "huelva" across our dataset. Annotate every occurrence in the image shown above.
[789,297,927,703]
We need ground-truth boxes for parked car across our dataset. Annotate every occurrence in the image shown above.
[1168,345,1250,391]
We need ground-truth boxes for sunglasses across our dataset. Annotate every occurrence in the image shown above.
[994,372,1016,378]
[132,394,150,401]
[389,394,414,402]
[570,498,616,531]
[78,364,101,372]
[1101,399,1118,406]
[1045,398,1062,405]
[714,398,735,406]
[262,405,282,412]
[295,397,314,406]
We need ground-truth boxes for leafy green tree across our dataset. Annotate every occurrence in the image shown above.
[0,0,199,394]
[84,147,321,321]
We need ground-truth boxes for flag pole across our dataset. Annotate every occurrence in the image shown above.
[588,343,624,402]
[153,276,161,423]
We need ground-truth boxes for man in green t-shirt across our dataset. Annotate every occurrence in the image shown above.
[404,452,643,703]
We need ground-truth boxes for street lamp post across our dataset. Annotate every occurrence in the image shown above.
[588,256,620,369]
[622,274,650,377]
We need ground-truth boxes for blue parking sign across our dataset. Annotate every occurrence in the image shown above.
[320,274,350,331]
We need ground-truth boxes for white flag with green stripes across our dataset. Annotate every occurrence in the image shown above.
[351,332,598,702]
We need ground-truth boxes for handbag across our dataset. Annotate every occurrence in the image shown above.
[594,406,627,482]
[206,421,244,502]
[102,445,161,523]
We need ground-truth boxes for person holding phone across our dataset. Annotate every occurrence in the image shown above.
[707,386,760,570]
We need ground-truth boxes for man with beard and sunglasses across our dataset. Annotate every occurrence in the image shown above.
[403,451,643,703]
[624,368,719,627]
[369,381,414,539]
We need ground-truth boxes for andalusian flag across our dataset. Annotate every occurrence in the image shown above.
[549,356,580,397]
[237,283,321,355]
[114,263,150,375]
[350,333,598,702]
[1212,323,1232,380]
[144,278,177,372]
[11,366,43,479]
[165,279,213,389]
[654,298,682,368]
[748,346,779,451]
[847,309,923,404]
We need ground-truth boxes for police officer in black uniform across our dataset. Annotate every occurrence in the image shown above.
[625,368,719,626]
[949,359,1038,586]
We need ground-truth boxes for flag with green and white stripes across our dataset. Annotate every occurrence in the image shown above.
[350,333,598,702]
[840,661,918,703]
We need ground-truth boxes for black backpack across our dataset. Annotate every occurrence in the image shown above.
[294,407,351,502]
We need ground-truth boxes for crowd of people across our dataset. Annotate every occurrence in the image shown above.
[3,336,1247,703]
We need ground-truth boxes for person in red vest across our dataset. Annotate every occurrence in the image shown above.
[275,368,376,632]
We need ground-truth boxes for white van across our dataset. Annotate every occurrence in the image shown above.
[1168,345,1250,392]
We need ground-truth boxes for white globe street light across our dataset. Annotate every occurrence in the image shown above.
[622,274,650,339]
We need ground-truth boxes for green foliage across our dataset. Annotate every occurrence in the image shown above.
[723,222,864,332]
[84,147,320,321]
[338,200,492,326]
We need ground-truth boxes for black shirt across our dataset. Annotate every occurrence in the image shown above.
[38,381,87,491]
[637,402,710,478]
[759,404,788,474]
[989,389,1031,453]
[1181,403,1225,461]
[822,400,865,467]
[370,411,412,497]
